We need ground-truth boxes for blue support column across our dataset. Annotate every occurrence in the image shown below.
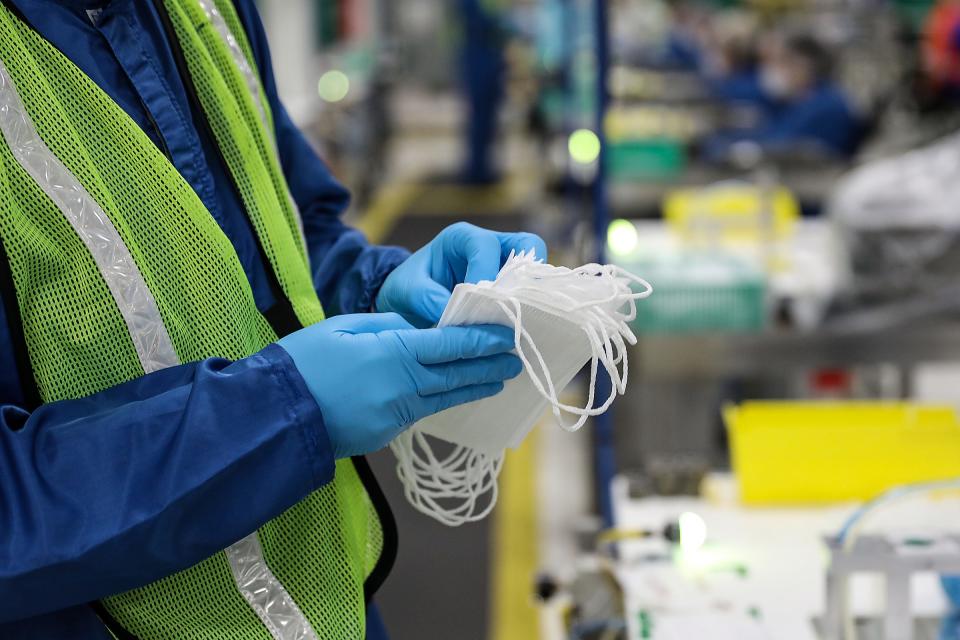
[591,0,616,527]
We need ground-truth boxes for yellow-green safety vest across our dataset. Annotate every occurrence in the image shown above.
[0,0,395,638]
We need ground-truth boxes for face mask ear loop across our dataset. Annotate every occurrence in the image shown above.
[393,430,504,526]
[500,296,618,432]
[392,254,651,526]
[544,330,620,422]
[599,320,629,393]
[501,296,587,430]
[499,298,562,410]
[416,440,471,475]
[414,445,467,491]
[615,333,629,393]
[499,297,599,431]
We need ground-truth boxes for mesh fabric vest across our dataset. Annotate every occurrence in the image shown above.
[0,1,395,638]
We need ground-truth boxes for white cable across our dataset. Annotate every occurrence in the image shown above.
[390,253,652,526]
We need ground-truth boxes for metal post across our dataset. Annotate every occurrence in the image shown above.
[884,570,912,640]
[591,0,615,527]
[823,566,846,640]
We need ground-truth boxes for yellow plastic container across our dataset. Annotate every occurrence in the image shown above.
[725,402,960,505]
[664,183,800,245]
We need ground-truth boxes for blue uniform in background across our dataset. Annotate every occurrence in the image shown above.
[706,68,774,113]
[703,81,862,161]
[942,577,960,640]
[663,30,703,70]
[0,0,406,637]
[461,0,505,183]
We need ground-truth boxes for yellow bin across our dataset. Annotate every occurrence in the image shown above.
[725,402,960,505]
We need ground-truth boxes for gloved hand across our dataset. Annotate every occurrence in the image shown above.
[278,313,522,459]
[376,222,547,328]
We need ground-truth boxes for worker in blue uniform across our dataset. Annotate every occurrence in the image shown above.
[700,14,773,115]
[460,0,506,184]
[703,33,863,161]
[0,0,546,638]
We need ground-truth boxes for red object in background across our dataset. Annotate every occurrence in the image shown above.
[340,0,367,41]
[923,0,960,90]
[811,368,852,395]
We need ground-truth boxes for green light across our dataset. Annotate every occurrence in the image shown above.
[318,70,350,103]
[568,128,601,164]
[678,511,708,552]
[607,219,638,257]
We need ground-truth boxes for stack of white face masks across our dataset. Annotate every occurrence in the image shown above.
[390,252,652,526]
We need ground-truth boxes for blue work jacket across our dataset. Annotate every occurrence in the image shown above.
[704,81,863,161]
[0,0,407,637]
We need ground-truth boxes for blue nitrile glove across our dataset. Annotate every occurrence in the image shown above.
[376,222,548,328]
[940,576,960,640]
[278,313,522,459]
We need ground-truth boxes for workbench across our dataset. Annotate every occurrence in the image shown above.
[609,475,954,640]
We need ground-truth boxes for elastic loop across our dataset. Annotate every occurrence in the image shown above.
[391,252,651,525]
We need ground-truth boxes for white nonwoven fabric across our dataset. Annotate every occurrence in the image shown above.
[416,287,591,456]
[390,252,652,526]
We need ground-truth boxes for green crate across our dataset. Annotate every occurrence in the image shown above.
[892,0,935,31]
[608,139,686,181]
[621,254,767,334]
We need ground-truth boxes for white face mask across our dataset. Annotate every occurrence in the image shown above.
[390,252,652,526]
[760,65,792,99]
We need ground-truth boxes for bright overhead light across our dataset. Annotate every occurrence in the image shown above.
[318,70,350,103]
[678,511,708,553]
[607,219,639,257]
[568,128,601,165]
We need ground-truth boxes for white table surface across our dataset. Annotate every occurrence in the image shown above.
[610,474,955,640]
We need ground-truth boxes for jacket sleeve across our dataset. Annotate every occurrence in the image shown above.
[0,308,335,624]
[232,0,410,316]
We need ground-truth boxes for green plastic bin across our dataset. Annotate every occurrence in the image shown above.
[620,254,767,334]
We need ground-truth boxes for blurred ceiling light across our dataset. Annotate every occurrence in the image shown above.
[318,70,350,103]
[568,128,601,165]
[678,511,708,553]
[607,219,638,257]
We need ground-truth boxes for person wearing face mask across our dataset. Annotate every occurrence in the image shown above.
[703,32,864,162]
[700,12,771,112]
[0,0,548,639]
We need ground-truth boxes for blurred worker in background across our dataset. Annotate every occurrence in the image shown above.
[658,0,710,70]
[700,12,772,114]
[0,0,545,638]
[703,32,864,162]
[460,0,508,184]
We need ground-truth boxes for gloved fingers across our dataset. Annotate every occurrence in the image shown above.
[440,222,503,285]
[408,279,452,328]
[398,324,516,364]
[330,312,415,335]
[417,381,506,419]
[496,231,548,263]
[416,353,522,395]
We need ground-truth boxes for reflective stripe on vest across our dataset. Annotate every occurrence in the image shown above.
[0,55,320,640]
[225,534,319,640]
[196,0,270,135]
[0,58,180,374]
[195,0,308,255]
